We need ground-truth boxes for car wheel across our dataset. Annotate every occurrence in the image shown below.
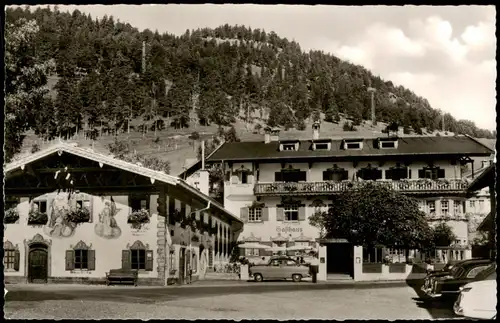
[292,274,302,282]
[254,274,263,282]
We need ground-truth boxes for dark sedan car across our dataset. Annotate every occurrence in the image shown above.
[423,260,493,299]
[421,258,490,292]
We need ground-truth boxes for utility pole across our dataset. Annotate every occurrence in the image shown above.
[441,112,445,132]
[142,41,146,74]
[367,79,376,125]
[153,81,157,138]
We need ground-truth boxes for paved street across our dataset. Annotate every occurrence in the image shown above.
[5,280,457,319]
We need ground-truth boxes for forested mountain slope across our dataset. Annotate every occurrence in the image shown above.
[5,6,495,164]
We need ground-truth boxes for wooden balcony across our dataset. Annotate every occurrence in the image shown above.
[254,179,470,196]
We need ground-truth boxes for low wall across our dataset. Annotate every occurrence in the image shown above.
[354,263,427,282]
[353,246,427,282]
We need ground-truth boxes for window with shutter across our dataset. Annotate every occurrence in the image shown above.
[122,250,131,269]
[88,250,96,271]
[65,250,75,271]
[74,249,89,269]
[129,194,150,213]
[13,250,20,271]
[3,247,17,271]
[275,172,283,182]
[418,169,425,178]
[240,207,249,223]
[261,207,269,221]
[276,207,284,221]
[322,171,329,181]
[248,208,262,222]
[437,169,445,178]
[145,250,154,271]
[298,207,306,221]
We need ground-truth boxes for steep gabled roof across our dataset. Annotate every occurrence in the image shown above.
[207,135,494,161]
[4,142,242,225]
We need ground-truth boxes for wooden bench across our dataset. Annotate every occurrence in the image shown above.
[106,269,138,286]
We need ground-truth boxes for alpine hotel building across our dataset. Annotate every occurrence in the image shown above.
[183,123,493,279]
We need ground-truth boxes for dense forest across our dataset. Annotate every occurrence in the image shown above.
[5,6,496,162]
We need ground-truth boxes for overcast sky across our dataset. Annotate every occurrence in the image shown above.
[32,5,496,130]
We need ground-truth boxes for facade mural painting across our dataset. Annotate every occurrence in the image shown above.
[95,198,122,239]
[43,194,76,238]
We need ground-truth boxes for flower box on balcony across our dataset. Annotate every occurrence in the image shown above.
[362,263,383,273]
[127,209,151,229]
[66,207,91,225]
[4,207,20,224]
[388,263,407,273]
[27,210,48,225]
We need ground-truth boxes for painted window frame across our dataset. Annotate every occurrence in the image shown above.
[125,240,154,272]
[66,241,95,272]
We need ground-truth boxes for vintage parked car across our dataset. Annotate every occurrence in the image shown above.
[421,258,491,293]
[249,256,311,282]
[423,259,493,299]
[454,264,496,319]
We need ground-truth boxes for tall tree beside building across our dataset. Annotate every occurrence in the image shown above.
[5,18,56,161]
[310,182,434,250]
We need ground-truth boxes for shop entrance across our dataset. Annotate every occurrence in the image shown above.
[326,242,353,277]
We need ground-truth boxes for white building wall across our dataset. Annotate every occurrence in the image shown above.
[4,191,160,282]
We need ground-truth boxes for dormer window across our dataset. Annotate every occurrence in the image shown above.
[280,140,300,152]
[346,142,361,149]
[381,141,396,148]
[312,139,331,151]
[343,139,363,150]
[377,137,399,149]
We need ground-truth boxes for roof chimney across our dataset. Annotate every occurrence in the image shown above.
[264,126,271,144]
[270,127,280,142]
[264,126,280,143]
[312,121,320,140]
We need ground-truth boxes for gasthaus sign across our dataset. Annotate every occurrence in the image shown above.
[276,226,303,233]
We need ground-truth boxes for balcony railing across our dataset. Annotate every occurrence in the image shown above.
[254,179,470,196]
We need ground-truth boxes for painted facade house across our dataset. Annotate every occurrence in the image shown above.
[183,125,493,280]
[3,143,243,285]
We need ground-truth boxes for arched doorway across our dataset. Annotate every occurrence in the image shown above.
[28,243,49,283]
